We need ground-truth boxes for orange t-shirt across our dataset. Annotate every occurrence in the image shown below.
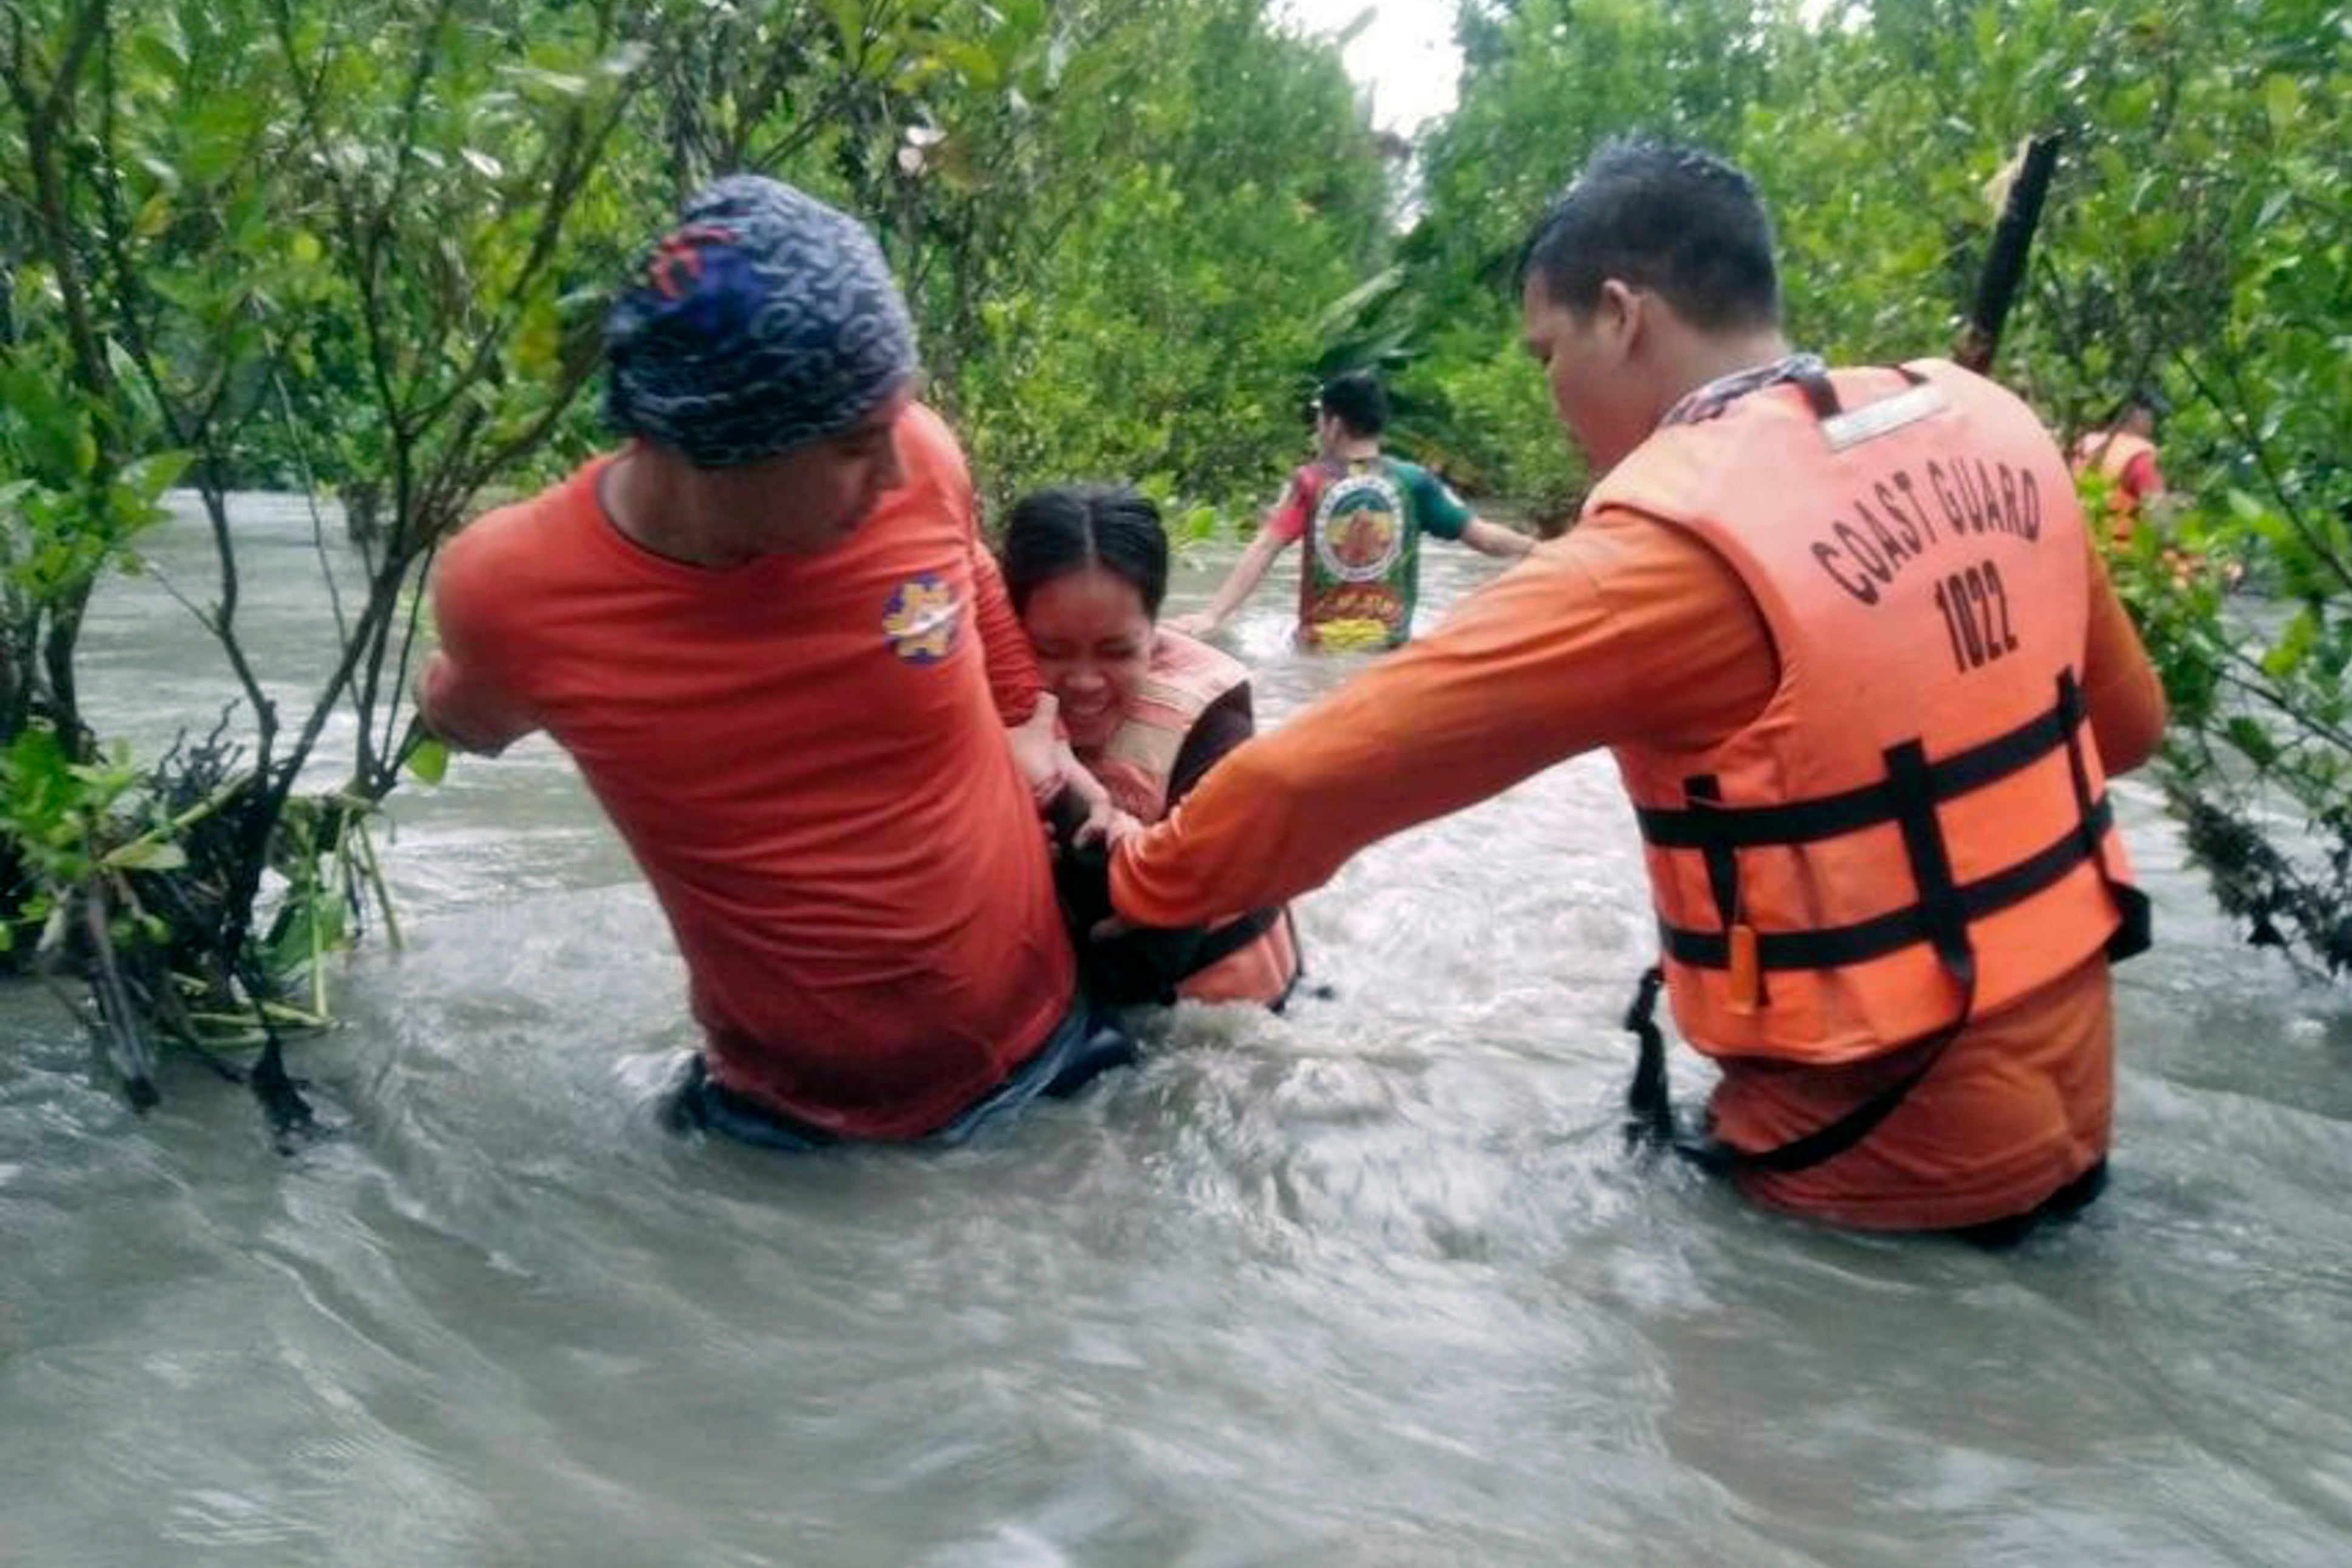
[425,405,1073,1139]
[1112,504,2164,1230]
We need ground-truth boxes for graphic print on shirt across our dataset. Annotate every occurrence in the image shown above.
[881,573,962,664]
[1310,466,1407,584]
[1302,463,1420,646]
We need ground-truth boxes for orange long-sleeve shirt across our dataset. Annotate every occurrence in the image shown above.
[1112,505,2164,1229]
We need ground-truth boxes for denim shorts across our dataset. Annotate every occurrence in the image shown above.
[665,997,1137,1153]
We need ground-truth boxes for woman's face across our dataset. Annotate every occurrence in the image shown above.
[1020,563,1155,751]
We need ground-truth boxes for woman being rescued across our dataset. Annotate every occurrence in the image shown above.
[1003,484,1303,1010]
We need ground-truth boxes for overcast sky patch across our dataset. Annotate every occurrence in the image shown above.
[1280,0,1463,136]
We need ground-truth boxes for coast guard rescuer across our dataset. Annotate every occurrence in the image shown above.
[419,176,1132,1150]
[1109,141,2166,1238]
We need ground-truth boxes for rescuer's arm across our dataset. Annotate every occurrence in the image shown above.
[1169,525,1291,640]
[2079,536,2166,774]
[1112,514,1776,926]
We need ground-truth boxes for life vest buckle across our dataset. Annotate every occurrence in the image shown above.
[1726,922,1761,1014]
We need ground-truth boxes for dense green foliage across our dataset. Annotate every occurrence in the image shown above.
[1405,0,2348,973]
[0,0,2342,1123]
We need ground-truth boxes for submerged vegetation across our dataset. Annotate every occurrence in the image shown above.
[1,0,2342,1129]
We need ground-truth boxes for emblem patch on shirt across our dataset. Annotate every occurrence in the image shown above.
[882,574,962,664]
[1310,468,1409,584]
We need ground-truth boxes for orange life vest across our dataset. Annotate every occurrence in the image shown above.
[2068,429,2157,545]
[1093,630,1300,1006]
[1591,360,2147,1075]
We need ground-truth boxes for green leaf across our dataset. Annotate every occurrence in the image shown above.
[2263,75,2299,137]
[130,30,187,79]
[4,723,70,784]
[405,736,450,785]
[2224,717,2277,769]
[2262,607,2317,680]
[101,839,188,873]
[934,40,1002,89]
[501,64,590,98]
[821,0,866,52]
[121,449,192,500]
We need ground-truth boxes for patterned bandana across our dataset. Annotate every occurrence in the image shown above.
[603,176,918,468]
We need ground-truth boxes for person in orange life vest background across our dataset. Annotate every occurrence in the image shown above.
[2068,386,2168,547]
[1002,484,1301,1009]
[1107,139,2167,1239]
[1169,370,1533,652]
[417,175,1135,1152]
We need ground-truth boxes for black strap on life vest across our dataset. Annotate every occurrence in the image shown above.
[1634,690,2090,851]
[1622,964,1675,1150]
[2056,673,2155,963]
[1624,743,1981,1175]
[1624,670,2139,1175]
[1621,962,1970,1174]
[1268,907,1311,1012]
[1637,681,2121,973]
[1682,774,1744,931]
[1182,904,1283,976]
[1184,905,1312,1012]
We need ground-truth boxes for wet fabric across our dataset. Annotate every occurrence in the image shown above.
[1113,378,2166,1230]
[1954,1157,2108,1249]
[1714,956,2116,1231]
[1265,456,1474,648]
[664,995,1137,1151]
[1594,360,2139,1062]
[425,406,1073,1140]
[1083,630,1298,1006]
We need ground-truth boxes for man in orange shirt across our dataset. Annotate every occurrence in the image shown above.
[420,176,1131,1148]
[1110,141,2166,1239]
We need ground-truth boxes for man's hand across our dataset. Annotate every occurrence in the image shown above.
[1166,611,1219,639]
[1051,743,1137,848]
[1006,691,1068,796]
[1462,517,1536,559]
[1010,695,1128,811]
[1078,802,1143,849]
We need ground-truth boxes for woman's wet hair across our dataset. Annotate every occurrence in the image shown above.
[1002,483,1170,619]
[1517,137,1780,332]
